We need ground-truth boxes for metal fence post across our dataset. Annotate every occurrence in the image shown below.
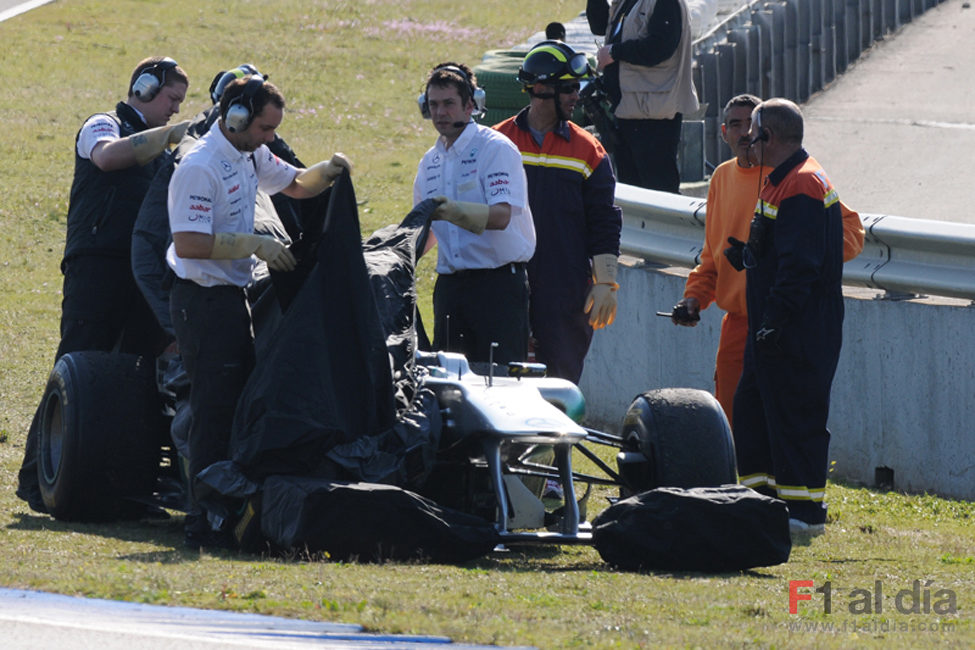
[752,8,776,99]
[790,0,813,101]
[768,5,788,97]
[729,24,763,97]
[846,0,862,63]
[810,0,826,91]
[679,120,706,182]
[783,1,800,100]
[833,0,849,73]
[695,50,722,169]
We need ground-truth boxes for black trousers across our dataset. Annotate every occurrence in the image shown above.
[529,291,593,385]
[614,114,683,193]
[433,263,529,364]
[169,279,254,505]
[733,338,837,526]
[57,255,167,360]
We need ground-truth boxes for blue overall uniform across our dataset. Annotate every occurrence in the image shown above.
[733,148,844,526]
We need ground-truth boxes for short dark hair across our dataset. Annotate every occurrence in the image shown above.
[722,94,761,123]
[218,76,285,122]
[426,62,476,106]
[128,56,189,97]
[545,22,566,40]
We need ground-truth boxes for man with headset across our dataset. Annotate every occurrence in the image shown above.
[414,62,536,364]
[166,75,350,547]
[131,63,303,341]
[724,98,845,537]
[57,56,191,360]
[494,41,622,384]
[16,56,191,515]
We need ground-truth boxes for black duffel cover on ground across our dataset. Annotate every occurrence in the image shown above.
[592,485,792,572]
[260,475,499,563]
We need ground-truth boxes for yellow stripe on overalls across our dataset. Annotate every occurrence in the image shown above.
[754,198,778,220]
[740,472,776,489]
[776,483,826,502]
[521,152,594,178]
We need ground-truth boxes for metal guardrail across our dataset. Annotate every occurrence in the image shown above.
[687,0,947,177]
[617,184,975,302]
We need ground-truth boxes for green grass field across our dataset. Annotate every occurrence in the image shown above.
[0,1,972,648]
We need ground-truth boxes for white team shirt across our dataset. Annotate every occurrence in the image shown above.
[166,123,298,287]
[413,122,536,274]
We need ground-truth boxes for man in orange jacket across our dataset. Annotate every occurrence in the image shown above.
[670,94,864,425]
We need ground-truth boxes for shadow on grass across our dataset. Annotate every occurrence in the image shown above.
[5,510,218,563]
[473,546,783,579]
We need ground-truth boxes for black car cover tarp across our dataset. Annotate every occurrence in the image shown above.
[592,485,792,572]
[259,475,498,563]
[226,171,441,486]
[196,170,493,559]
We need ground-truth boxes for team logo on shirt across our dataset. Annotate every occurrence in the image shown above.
[221,160,233,173]
[469,147,478,157]
[188,202,212,224]
[488,171,511,197]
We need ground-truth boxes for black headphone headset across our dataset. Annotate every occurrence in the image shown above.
[417,64,486,119]
[132,57,179,101]
[749,106,769,145]
[224,75,266,133]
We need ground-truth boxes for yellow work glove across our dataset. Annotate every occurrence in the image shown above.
[294,153,353,194]
[131,120,191,166]
[431,197,490,234]
[584,253,619,329]
[210,232,296,271]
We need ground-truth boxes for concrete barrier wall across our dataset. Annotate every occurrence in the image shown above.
[577,258,975,500]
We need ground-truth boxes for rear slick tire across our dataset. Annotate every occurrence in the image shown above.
[618,388,737,496]
[37,351,164,521]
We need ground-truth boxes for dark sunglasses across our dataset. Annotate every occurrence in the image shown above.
[555,81,582,94]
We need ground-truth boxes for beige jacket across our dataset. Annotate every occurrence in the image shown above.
[608,0,700,120]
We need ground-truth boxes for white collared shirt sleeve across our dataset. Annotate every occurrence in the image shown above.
[478,136,528,210]
[76,114,120,160]
[253,145,299,195]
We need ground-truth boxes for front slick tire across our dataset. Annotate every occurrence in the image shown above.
[37,351,163,521]
[619,388,737,496]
